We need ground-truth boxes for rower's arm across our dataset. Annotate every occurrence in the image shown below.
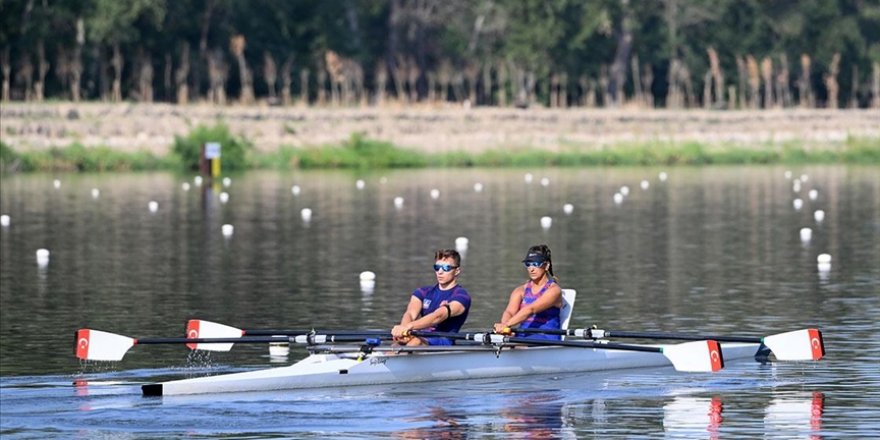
[399,296,423,325]
[502,285,562,328]
[404,300,465,331]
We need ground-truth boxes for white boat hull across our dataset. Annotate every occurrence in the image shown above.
[143,342,761,396]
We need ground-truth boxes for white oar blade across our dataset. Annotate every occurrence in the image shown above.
[762,329,825,361]
[75,329,135,361]
[662,340,724,372]
[185,319,241,351]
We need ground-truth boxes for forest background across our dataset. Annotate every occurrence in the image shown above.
[1,0,878,170]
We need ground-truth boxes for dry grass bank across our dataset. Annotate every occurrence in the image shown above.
[1,102,878,154]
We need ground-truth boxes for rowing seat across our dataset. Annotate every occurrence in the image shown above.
[560,289,577,340]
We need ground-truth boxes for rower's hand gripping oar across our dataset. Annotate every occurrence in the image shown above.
[510,327,825,361]
[408,330,724,373]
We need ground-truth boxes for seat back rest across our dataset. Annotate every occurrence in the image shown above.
[560,289,577,340]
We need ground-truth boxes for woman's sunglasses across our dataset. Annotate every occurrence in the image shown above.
[523,261,545,268]
[434,264,459,272]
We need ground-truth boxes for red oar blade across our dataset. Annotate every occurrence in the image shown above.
[185,319,242,352]
[661,340,724,372]
[762,329,825,361]
[75,329,136,361]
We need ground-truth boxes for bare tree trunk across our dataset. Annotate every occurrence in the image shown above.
[681,64,695,108]
[195,0,216,102]
[439,60,452,103]
[666,59,680,109]
[599,65,610,107]
[608,0,633,107]
[642,64,653,107]
[736,55,747,108]
[481,62,492,106]
[872,62,880,109]
[391,54,407,102]
[727,85,736,109]
[465,63,478,105]
[452,71,465,103]
[138,50,154,102]
[263,51,277,101]
[560,72,568,107]
[496,61,507,107]
[164,53,172,102]
[426,71,436,103]
[761,57,773,109]
[823,53,840,109]
[230,35,254,104]
[702,70,712,109]
[1,47,10,101]
[799,54,812,108]
[70,18,84,102]
[408,58,420,103]
[34,41,49,102]
[111,44,123,102]
[375,63,387,106]
[849,65,858,108]
[746,55,759,109]
[175,43,190,104]
[631,55,643,106]
[707,47,724,108]
[776,54,791,107]
[207,49,227,105]
[281,55,293,106]
[299,68,309,106]
[317,68,327,106]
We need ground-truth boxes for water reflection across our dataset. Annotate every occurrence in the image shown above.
[663,396,724,439]
[764,392,825,439]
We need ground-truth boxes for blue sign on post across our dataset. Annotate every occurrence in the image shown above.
[205,142,222,159]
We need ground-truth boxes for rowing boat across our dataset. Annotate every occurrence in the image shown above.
[141,341,759,396]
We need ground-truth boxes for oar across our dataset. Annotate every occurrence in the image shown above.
[184,319,390,351]
[508,327,825,361]
[74,328,390,361]
[407,330,724,372]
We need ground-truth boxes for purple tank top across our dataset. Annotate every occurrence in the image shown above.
[519,279,561,340]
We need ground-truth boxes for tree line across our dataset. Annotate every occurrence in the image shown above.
[2,0,879,109]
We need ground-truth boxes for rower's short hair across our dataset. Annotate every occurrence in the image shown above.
[434,249,461,266]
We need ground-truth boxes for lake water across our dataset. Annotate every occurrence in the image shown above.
[1,166,878,438]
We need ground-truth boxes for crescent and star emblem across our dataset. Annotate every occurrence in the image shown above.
[78,338,89,349]
[710,350,720,362]
[188,329,199,339]
[811,337,821,349]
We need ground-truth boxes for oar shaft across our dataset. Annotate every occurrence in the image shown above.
[241,329,390,337]
[409,331,663,353]
[137,334,391,345]
[512,327,763,343]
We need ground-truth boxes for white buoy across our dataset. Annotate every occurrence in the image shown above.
[221,224,234,237]
[640,180,650,190]
[784,170,792,179]
[53,179,61,189]
[301,208,312,222]
[540,216,552,229]
[800,174,809,183]
[792,179,802,193]
[814,210,825,223]
[148,201,158,213]
[356,179,365,190]
[620,186,630,196]
[0,215,9,227]
[91,188,100,199]
[182,182,191,191]
[394,197,404,208]
[817,253,832,273]
[36,248,50,266]
[291,185,301,196]
[222,177,231,187]
[474,182,483,192]
[524,173,533,183]
[219,192,229,204]
[540,177,550,187]
[800,227,812,242]
[455,237,469,252]
[194,176,203,187]
[659,171,668,182]
[563,203,574,214]
[808,189,818,201]
[430,189,440,200]
[613,193,624,204]
[359,271,376,293]
[793,198,803,210]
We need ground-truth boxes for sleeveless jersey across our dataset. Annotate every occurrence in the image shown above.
[518,279,561,340]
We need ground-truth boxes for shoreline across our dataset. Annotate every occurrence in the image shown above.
[2,103,878,155]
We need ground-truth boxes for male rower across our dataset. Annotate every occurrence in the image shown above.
[391,249,471,346]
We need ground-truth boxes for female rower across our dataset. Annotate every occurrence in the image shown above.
[493,244,562,340]
[391,249,472,346]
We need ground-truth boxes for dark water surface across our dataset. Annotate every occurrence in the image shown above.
[1,166,878,438]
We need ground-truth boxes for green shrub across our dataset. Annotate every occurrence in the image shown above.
[171,123,252,171]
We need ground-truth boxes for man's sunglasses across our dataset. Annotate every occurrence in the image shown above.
[433,264,459,272]
[523,261,545,268]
